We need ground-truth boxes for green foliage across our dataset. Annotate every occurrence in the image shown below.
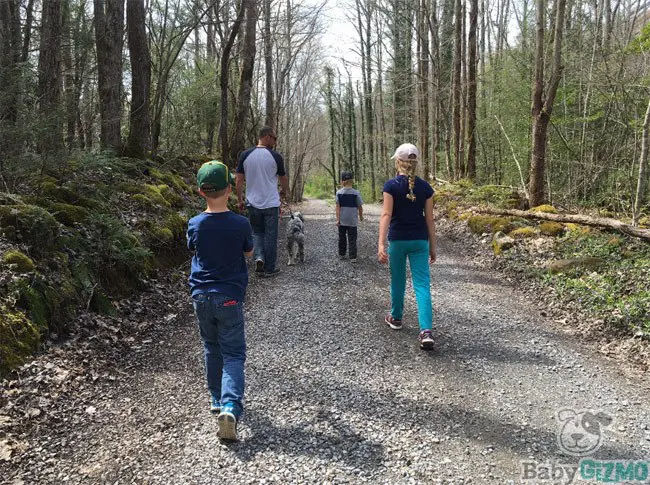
[304,173,336,201]
[2,250,35,272]
[531,204,558,214]
[544,231,650,332]
[539,221,565,236]
[0,205,60,256]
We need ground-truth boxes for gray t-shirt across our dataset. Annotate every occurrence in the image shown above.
[236,147,286,209]
[336,187,363,227]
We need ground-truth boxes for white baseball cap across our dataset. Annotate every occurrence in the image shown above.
[391,143,420,160]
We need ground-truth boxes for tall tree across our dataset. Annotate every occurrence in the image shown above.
[37,0,65,153]
[126,0,151,158]
[264,0,275,128]
[529,0,567,206]
[0,0,22,164]
[94,0,124,152]
[452,0,463,177]
[466,0,478,179]
[229,0,258,164]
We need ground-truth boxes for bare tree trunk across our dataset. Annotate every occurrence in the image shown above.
[37,0,65,153]
[218,2,245,162]
[125,0,151,159]
[466,0,478,179]
[0,0,22,163]
[264,0,274,128]
[452,0,463,178]
[633,98,650,226]
[94,0,124,152]
[529,0,566,206]
[229,0,258,166]
[417,0,430,181]
[63,1,76,150]
[21,0,35,63]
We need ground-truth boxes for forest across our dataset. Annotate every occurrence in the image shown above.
[1,0,649,219]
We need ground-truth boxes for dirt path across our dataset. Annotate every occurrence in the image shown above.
[3,198,650,484]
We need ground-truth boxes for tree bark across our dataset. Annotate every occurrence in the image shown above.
[633,98,650,226]
[125,0,151,159]
[466,0,478,179]
[470,206,650,241]
[228,0,258,166]
[37,0,65,153]
[264,0,274,128]
[94,0,124,152]
[452,0,463,178]
[529,0,566,206]
[0,0,22,161]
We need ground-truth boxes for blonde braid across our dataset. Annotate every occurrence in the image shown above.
[396,158,418,202]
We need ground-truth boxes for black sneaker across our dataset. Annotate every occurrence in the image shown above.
[419,330,434,350]
[384,314,403,330]
[255,259,265,273]
[264,268,281,277]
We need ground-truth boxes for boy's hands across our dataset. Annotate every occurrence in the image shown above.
[359,215,364,222]
[429,248,437,264]
[378,244,388,264]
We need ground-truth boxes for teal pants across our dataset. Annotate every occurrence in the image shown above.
[388,239,433,331]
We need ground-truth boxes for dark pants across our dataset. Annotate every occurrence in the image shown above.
[338,225,358,258]
[247,205,279,273]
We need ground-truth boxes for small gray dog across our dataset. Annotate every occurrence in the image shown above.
[286,212,305,266]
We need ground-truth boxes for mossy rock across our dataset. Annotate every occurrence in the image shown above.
[639,216,650,228]
[164,212,187,239]
[40,181,96,208]
[143,184,171,208]
[492,231,515,255]
[160,185,184,208]
[458,212,472,221]
[531,204,558,214]
[132,193,156,209]
[47,202,89,226]
[547,256,606,275]
[12,277,76,331]
[149,168,192,193]
[509,227,538,239]
[565,223,591,235]
[0,205,59,255]
[539,221,565,236]
[467,215,513,235]
[2,250,35,272]
[0,305,40,375]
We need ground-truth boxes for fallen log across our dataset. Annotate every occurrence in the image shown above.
[469,206,650,242]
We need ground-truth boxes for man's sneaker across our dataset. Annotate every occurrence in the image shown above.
[384,315,403,330]
[217,409,238,441]
[210,396,220,414]
[264,268,281,277]
[350,257,357,263]
[419,330,434,350]
[255,259,265,273]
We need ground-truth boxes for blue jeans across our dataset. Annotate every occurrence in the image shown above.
[388,239,433,331]
[247,205,279,273]
[192,292,246,418]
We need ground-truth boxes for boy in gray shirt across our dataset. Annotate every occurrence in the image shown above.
[335,171,363,262]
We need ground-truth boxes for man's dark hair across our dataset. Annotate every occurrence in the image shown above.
[259,126,275,139]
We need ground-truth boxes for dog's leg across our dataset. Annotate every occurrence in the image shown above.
[287,240,294,266]
[297,234,305,263]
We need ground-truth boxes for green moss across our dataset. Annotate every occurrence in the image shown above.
[565,223,591,234]
[639,216,650,228]
[159,185,184,208]
[47,202,89,226]
[150,168,191,193]
[509,227,538,239]
[0,306,40,375]
[0,205,59,255]
[467,215,513,235]
[132,193,155,209]
[2,250,35,272]
[40,181,95,208]
[143,184,171,208]
[540,221,565,236]
[531,204,558,214]
[164,212,187,239]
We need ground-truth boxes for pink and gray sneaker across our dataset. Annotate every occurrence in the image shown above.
[384,314,403,330]
[419,330,434,350]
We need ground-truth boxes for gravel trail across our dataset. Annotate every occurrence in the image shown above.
[3,198,650,484]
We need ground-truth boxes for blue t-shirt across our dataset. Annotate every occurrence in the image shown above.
[187,211,254,301]
[383,175,434,241]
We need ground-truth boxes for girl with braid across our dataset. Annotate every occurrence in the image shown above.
[378,143,437,350]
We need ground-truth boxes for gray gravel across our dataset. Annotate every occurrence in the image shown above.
[3,198,650,485]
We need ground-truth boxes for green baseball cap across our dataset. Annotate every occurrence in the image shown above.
[196,160,233,191]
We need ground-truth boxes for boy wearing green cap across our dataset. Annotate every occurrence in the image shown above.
[187,160,253,440]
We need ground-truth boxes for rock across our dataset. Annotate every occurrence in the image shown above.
[492,231,515,254]
[547,256,605,274]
